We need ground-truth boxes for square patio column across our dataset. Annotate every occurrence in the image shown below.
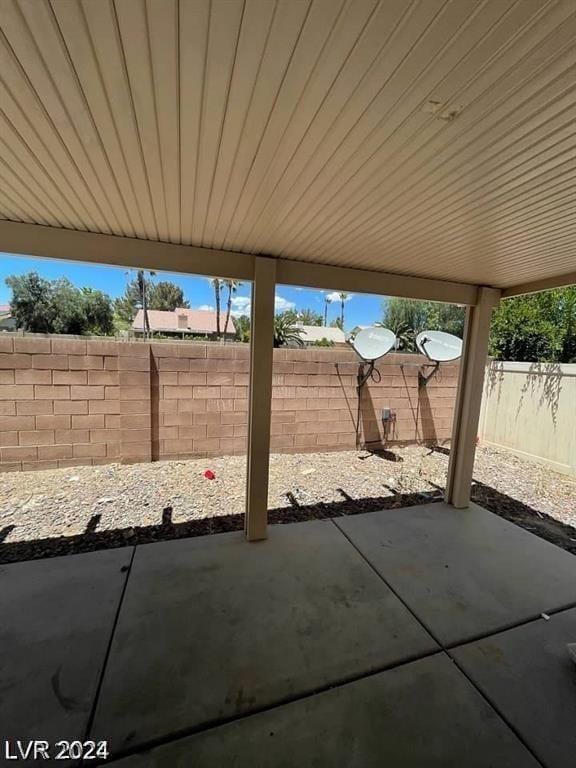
[445,286,501,508]
[245,256,276,540]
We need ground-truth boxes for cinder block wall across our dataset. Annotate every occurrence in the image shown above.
[0,335,458,472]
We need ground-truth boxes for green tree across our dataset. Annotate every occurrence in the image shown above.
[489,286,576,362]
[273,313,304,347]
[81,288,115,335]
[282,308,299,324]
[114,274,187,323]
[6,272,54,333]
[297,308,323,326]
[560,287,576,362]
[381,298,465,351]
[6,273,114,336]
[114,276,147,324]
[381,288,576,362]
[234,314,250,343]
[424,302,465,338]
[50,280,91,335]
[149,281,188,311]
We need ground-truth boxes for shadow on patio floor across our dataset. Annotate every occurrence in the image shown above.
[1,473,575,564]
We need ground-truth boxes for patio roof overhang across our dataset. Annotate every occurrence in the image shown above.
[0,0,574,538]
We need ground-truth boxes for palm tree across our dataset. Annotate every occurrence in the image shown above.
[339,292,349,329]
[273,313,304,348]
[324,295,332,326]
[212,278,222,339]
[222,280,241,339]
[298,307,322,326]
[137,269,151,338]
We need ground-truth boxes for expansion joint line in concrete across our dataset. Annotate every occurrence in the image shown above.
[329,518,548,768]
[85,546,137,741]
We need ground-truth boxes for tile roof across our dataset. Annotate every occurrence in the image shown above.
[297,325,346,344]
[132,308,232,334]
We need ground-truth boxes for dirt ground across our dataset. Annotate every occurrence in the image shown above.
[1,444,574,563]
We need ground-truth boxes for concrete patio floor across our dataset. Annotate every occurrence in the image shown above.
[2,502,576,766]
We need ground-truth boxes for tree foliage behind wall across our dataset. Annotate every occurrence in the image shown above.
[297,308,323,326]
[234,314,250,343]
[381,298,465,352]
[489,286,576,363]
[114,276,189,323]
[381,288,576,362]
[150,281,189,311]
[6,273,115,336]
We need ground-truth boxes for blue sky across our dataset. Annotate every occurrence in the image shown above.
[0,252,386,330]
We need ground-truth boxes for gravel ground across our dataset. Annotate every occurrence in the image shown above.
[1,444,574,563]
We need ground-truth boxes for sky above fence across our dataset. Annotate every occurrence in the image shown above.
[0,252,386,331]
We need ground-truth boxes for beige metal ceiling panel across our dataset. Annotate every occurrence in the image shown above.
[317,74,576,263]
[225,0,385,250]
[200,0,278,245]
[207,0,313,249]
[276,4,576,262]
[79,0,160,239]
[2,0,129,233]
[190,0,244,242]
[49,1,146,237]
[251,0,499,254]
[0,118,77,228]
[147,0,181,242]
[260,0,570,258]
[0,155,52,223]
[0,184,36,222]
[0,32,102,229]
[219,0,354,250]
[179,0,209,245]
[0,0,574,291]
[114,0,171,240]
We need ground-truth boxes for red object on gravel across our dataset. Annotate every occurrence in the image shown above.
[203,469,216,480]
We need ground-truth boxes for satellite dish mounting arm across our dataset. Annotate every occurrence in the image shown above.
[418,360,440,388]
[357,358,384,392]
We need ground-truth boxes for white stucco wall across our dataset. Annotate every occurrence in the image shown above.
[479,361,576,478]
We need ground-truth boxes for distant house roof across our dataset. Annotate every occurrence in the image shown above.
[132,308,233,334]
[0,304,11,315]
[296,325,346,344]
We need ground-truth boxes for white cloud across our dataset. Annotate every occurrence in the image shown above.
[326,291,354,303]
[229,293,296,317]
[274,295,296,313]
[197,304,214,311]
[230,295,252,317]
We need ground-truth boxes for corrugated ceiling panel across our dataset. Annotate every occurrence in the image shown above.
[0,0,574,289]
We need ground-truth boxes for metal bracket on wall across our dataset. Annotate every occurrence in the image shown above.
[399,360,440,388]
[357,360,379,392]
[418,361,440,388]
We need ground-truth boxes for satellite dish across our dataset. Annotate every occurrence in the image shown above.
[351,326,397,362]
[416,330,463,362]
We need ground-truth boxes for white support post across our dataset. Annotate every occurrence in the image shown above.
[445,287,501,508]
[245,257,276,541]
